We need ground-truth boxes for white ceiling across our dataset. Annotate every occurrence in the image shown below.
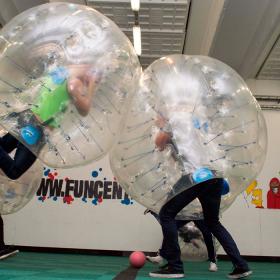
[208,0,280,80]
[257,35,280,80]
[87,0,190,68]
[0,0,279,80]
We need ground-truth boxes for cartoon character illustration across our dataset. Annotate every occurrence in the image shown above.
[245,180,263,208]
[267,177,280,209]
[251,189,263,208]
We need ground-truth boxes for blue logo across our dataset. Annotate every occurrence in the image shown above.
[192,167,214,184]
[20,125,41,145]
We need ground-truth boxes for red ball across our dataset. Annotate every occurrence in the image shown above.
[129,251,146,268]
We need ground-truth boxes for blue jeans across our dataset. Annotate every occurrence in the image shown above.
[0,133,37,180]
[150,212,216,263]
[159,177,249,271]
[193,219,216,263]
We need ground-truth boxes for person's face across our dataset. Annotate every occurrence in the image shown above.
[272,187,279,194]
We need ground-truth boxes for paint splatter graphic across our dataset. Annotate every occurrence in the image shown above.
[44,168,50,176]
[91,196,103,205]
[38,167,134,207]
[92,198,98,205]
[92,171,98,177]
[44,167,58,181]
[63,195,74,205]
[91,168,103,178]
[38,196,47,202]
[121,197,133,205]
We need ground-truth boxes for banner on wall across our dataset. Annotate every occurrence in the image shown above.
[35,156,134,207]
[36,164,280,210]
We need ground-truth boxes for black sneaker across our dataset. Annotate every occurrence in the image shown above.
[0,246,19,260]
[228,267,252,279]
[149,265,184,278]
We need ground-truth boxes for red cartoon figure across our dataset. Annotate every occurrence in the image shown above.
[267,177,280,209]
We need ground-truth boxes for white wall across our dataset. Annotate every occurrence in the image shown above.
[218,110,280,256]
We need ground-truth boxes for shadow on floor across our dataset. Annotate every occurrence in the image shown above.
[113,266,140,280]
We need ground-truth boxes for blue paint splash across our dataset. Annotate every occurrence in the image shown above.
[121,197,133,205]
[92,198,98,205]
[44,168,51,176]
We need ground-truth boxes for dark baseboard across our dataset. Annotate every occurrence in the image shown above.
[217,254,280,263]
[14,246,125,256]
[12,246,280,262]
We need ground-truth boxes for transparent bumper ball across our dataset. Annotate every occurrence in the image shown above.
[110,55,267,219]
[0,2,141,168]
[179,221,220,261]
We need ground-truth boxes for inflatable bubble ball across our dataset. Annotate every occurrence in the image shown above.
[110,55,267,219]
[0,2,141,168]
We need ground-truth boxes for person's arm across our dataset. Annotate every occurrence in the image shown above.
[67,65,100,116]
[155,130,172,151]
[154,113,186,176]
[154,114,173,151]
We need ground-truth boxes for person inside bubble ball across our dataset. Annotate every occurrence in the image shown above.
[144,209,218,272]
[31,63,99,126]
[2,41,101,156]
[149,114,252,279]
[29,40,100,123]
